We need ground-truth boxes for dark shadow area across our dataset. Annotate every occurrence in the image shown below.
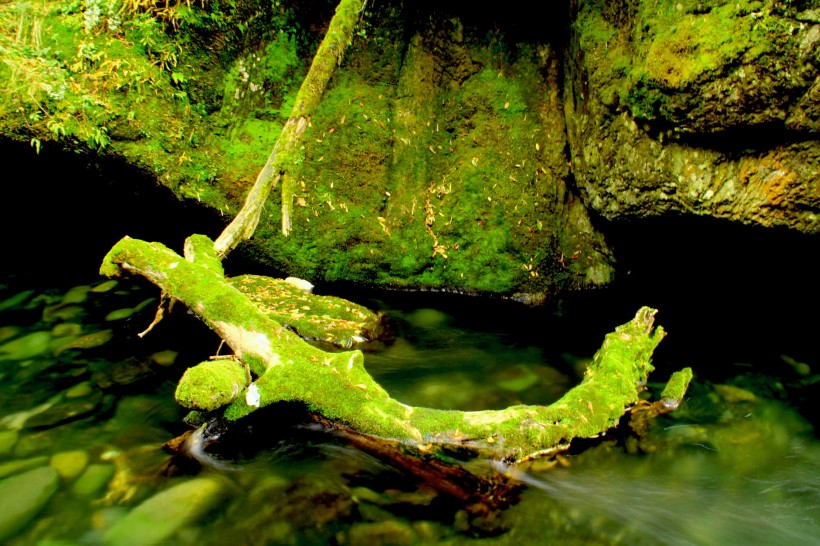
[586,215,820,426]
[407,0,572,47]
[599,215,818,369]
[0,139,228,285]
[666,122,814,157]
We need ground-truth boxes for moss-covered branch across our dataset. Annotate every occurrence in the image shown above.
[101,234,687,462]
[214,0,366,255]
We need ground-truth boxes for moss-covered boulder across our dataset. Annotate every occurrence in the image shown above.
[175,360,249,411]
[1,1,614,298]
[566,0,819,233]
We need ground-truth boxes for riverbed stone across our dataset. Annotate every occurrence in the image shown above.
[0,331,52,361]
[406,308,449,329]
[0,430,19,455]
[0,466,59,542]
[24,390,104,429]
[105,308,136,321]
[51,322,83,338]
[496,364,539,392]
[50,450,89,481]
[0,289,35,312]
[52,329,113,355]
[65,381,94,399]
[102,477,224,546]
[72,463,116,497]
[61,285,90,305]
[149,349,178,367]
[347,520,418,546]
[0,456,49,479]
[0,325,21,342]
[43,304,84,323]
[89,280,119,293]
[103,298,156,322]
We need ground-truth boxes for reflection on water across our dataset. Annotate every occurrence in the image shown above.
[0,275,818,545]
[361,303,580,411]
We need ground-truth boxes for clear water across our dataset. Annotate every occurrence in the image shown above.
[0,273,818,546]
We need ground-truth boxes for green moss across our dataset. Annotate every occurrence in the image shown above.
[250,36,610,296]
[637,2,758,89]
[185,234,225,276]
[661,367,694,403]
[9,3,615,297]
[220,32,301,123]
[624,83,669,121]
[229,274,383,346]
[176,360,248,411]
[576,0,786,121]
[103,237,679,461]
[574,2,634,108]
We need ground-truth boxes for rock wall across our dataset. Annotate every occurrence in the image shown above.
[2,0,817,299]
[566,0,820,233]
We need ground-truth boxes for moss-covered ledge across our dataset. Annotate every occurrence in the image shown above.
[101,235,690,462]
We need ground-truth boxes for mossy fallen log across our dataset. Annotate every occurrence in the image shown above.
[101,234,690,463]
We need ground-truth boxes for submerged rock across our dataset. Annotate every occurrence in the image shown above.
[149,350,178,367]
[0,289,35,312]
[42,304,84,323]
[104,297,155,322]
[0,466,59,542]
[51,329,113,355]
[0,331,52,361]
[175,360,248,411]
[102,477,224,546]
[51,322,83,338]
[104,308,137,321]
[72,463,116,497]
[61,285,90,305]
[89,280,118,293]
[0,325,21,342]
[91,357,155,388]
[50,450,90,481]
[65,381,94,399]
[0,430,19,456]
[0,456,50,479]
[23,390,105,429]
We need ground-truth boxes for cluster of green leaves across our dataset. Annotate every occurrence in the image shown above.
[0,0,193,151]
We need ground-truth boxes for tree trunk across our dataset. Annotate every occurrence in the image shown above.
[214,0,367,256]
[101,234,692,463]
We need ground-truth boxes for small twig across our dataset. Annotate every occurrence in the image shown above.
[214,339,226,357]
[138,292,169,338]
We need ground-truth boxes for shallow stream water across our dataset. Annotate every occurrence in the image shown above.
[0,265,818,545]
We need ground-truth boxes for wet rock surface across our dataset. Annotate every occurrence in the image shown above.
[567,0,820,233]
[0,466,59,542]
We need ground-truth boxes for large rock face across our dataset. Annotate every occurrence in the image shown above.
[0,1,616,300]
[566,0,820,233]
[1,0,817,296]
